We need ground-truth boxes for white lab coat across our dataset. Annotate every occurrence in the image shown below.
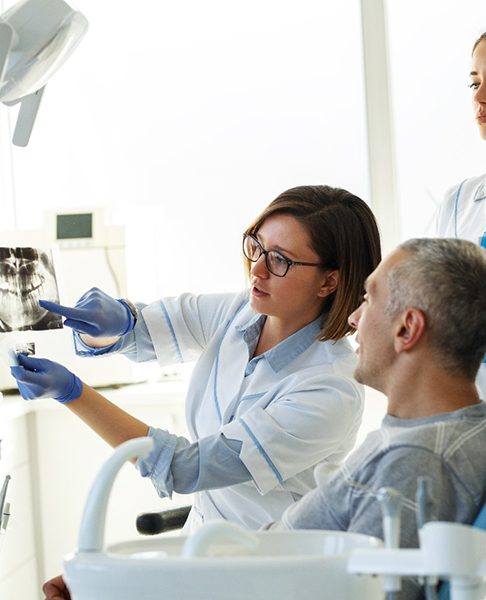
[141,291,364,532]
[433,174,486,399]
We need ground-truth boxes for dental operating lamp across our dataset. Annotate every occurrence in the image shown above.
[0,0,88,146]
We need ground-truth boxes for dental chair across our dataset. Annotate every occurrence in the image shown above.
[64,437,384,600]
[64,438,486,600]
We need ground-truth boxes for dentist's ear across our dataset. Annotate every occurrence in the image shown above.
[318,270,340,298]
[394,308,426,353]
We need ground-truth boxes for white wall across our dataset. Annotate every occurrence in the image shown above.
[2,0,369,300]
[4,2,485,286]
[386,0,486,240]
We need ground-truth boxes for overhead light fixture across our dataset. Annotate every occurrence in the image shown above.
[0,0,88,146]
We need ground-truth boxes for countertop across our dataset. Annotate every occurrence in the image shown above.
[0,377,189,419]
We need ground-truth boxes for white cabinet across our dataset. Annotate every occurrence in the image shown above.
[0,558,40,600]
[0,380,189,598]
[0,400,40,599]
[31,381,189,582]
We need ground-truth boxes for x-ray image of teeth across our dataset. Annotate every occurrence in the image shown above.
[15,342,35,356]
[0,247,63,332]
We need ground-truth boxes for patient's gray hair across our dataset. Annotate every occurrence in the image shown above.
[385,238,486,378]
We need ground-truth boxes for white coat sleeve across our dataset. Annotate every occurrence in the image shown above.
[142,291,248,364]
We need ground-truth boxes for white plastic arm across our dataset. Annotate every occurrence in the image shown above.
[12,85,45,146]
[77,437,154,553]
[349,522,486,600]
[182,521,259,558]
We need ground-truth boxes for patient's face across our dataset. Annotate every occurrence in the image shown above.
[0,247,60,331]
[348,250,407,392]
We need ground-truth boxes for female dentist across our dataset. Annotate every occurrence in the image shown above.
[433,32,486,397]
[11,184,381,533]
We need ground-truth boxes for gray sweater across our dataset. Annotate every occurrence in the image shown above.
[275,402,486,599]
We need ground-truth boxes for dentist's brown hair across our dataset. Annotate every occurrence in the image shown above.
[243,185,382,342]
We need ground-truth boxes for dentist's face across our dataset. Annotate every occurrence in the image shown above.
[0,248,59,331]
[248,214,332,330]
[471,39,486,140]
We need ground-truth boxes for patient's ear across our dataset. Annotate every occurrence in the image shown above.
[394,308,426,353]
[318,270,340,298]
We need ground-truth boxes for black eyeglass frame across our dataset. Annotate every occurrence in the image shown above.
[242,234,325,278]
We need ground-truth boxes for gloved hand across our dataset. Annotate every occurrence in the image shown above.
[10,354,83,403]
[39,287,135,338]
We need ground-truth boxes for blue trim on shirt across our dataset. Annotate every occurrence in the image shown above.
[241,314,266,357]
[235,310,265,331]
[240,392,266,402]
[240,418,283,484]
[237,313,322,374]
[229,392,266,421]
[213,298,249,421]
[159,300,184,363]
[264,317,322,372]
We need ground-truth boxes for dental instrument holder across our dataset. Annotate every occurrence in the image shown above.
[2,502,10,530]
[77,437,154,553]
[348,521,486,600]
[416,478,439,600]
[377,486,402,595]
[0,475,11,520]
[416,477,434,530]
[0,475,11,559]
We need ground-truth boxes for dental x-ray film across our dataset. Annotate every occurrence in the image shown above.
[0,247,62,332]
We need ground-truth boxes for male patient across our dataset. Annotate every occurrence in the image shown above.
[43,238,486,600]
[271,237,486,598]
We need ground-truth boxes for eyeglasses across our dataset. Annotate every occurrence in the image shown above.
[242,234,324,278]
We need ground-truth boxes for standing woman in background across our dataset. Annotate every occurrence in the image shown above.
[433,32,486,398]
[11,185,381,533]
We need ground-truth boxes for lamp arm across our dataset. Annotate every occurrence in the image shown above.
[12,85,45,146]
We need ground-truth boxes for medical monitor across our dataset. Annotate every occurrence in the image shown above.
[56,213,93,241]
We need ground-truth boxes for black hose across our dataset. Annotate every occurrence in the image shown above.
[136,505,191,535]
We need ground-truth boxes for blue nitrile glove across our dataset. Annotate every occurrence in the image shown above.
[38,287,135,337]
[10,354,83,403]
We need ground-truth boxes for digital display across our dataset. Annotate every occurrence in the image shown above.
[56,213,93,240]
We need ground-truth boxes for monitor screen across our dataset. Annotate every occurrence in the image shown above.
[56,213,93,240]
